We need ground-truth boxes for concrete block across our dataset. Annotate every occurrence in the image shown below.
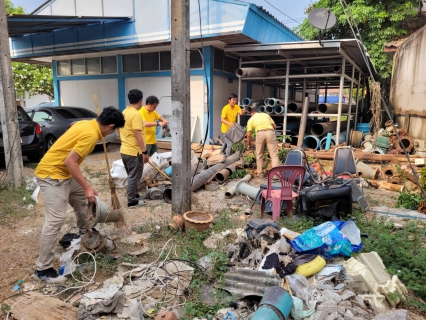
[340,290,355,301]
[326,311,339,320]
[372,309,409,320]
[347,306,370,318]
[355,251,391,284]
[377,275,408,307]
[343,258,379,294]
[359,294,389,310]
[319,290,342,303]
[343,309,354,320]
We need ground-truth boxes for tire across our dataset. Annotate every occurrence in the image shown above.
[46,135,57,150]
[26,153,42,163]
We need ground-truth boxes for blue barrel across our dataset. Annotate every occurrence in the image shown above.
[356,123,370,135]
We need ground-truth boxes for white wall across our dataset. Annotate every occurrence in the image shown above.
[24,93,52,108]
[125,76,204,143]
[212,76,246,139]
[59,79,119,111]
[43,0,133,16]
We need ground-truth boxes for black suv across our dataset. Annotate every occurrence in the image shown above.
[0,106,46,163]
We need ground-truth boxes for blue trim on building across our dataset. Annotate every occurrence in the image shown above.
[52,60,60,105]
[203,46,214,139]
[117,54,126,110]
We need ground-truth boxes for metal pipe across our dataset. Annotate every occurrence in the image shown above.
[244,105,252,113]
[225,174,253,198]
[264,98,270,105]
[265,105,274,114]
[287,101,317,113]
[283,59,290,136]
[215,161,242,184]
[319,130,349,149]
[297,95,310,148]
[302,135,321,150]
[274,105,284,114]
[235,68,285,78]
[242,98,264,105]
[317,103,350,114]
[258,105,265,113]
[191,152,240,191]
[335,57,346,146]
[310,121,349,137]
[346,65,355,144]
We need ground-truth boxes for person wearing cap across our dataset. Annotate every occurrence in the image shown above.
[220,93,244,156]
[246,104,279,178]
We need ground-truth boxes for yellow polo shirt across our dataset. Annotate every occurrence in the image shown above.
[139,106,161,145]
[220,104,241,133]
[35,119,101,180]
[247,113,275,133]
[120,106,145,156]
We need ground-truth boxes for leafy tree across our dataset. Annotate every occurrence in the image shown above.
[6,0,54,104]
[296,0,422,79]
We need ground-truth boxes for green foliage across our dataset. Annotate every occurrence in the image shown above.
[397,191,422,210]
[231,142,247,154]
[230,168,249,179]
[276,134,292,143]
[5,0,24,14]
[419,167,426,190]
[12,62,54,99]
[0,184,35,225]
[244,153,256,164]
[278,148,288,163]
[296,0,420,80]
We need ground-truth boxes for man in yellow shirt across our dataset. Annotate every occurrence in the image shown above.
[139,95,168,156]
[34,107,125,283]
[246,104,279,177]
[121,89,149,208]
[220,93,244,156]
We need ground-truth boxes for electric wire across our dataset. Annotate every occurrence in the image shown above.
[337,0,426,199]
[264,0,302,25]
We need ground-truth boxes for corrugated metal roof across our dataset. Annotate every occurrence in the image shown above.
[7,15,131,37]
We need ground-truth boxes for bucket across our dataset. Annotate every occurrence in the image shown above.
[356,123,370,135]
[183,211,213,232]
[251,286,293,320]
[87,196,121,228]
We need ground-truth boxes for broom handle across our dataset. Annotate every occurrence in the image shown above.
[94,94,113,182]
[148,160,172,182]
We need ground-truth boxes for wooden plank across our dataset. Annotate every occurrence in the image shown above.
[157,140,172,150]
[5,291,77,320]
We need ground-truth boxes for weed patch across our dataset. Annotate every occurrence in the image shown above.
[0,184,35,225]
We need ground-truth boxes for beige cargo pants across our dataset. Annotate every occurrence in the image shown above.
[255,130,280,174]
[35,177,88,271]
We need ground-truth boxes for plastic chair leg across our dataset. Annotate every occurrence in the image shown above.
[260,197,265,219]
[286,200,293,218]
[271,199,281,221]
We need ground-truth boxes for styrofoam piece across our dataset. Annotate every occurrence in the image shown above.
[355,251,391,284]
[110,159,128,188]
[343,258,379,294]
[378,275,408,307]
[31,185,40,203]
[359,293,389,310]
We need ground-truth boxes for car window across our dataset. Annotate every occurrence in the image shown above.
[33,111,53,122]
[56,108,97,119]
[17,106,32,121]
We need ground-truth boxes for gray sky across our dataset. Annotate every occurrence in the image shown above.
[11,0,311,29]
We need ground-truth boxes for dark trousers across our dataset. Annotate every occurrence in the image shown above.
[121,153,143,203]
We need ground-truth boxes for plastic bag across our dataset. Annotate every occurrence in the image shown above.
[286,273,321,309]
[225,123,246,143]
[290,296,315,320]
[59,238,81,276]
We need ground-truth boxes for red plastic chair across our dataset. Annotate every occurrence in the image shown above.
[260,165,306,221]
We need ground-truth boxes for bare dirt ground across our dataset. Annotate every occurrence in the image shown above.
[0,143,403,305]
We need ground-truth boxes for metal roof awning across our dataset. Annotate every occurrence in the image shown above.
[7,15,132,37]
[224,39,377,82]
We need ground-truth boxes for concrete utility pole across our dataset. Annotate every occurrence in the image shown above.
[0,0,23,188]
[171,0,191,214]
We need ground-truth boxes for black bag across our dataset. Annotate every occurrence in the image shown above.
[225,123,246,143]
[300,178,352,220]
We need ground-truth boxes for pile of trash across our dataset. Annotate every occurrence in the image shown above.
[212,218,410,320]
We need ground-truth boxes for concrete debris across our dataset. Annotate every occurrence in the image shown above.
[371,309,409,320]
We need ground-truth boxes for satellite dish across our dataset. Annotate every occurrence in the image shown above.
[308,8,336,30]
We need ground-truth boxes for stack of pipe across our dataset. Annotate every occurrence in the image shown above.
[236,68,285,78]
[316,103,350,114]
[287,101,317,113]
[242,98,264,106]
[310,121,350,137]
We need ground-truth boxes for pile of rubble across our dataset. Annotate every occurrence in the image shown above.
[201,218,411,320]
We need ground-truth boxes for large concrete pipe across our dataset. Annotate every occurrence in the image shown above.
[303,135,321,150]
[310,121,349,137]
[316,103,350,114]
[215,161,243,184]
[267,98,286,106]
[274,105,285,114]
[258,105,266,113]
[242,98,264,105]
[265,106,274,114]
[163,187,172,203]
[191,152,241,192]
[264,98,271,105]
[236,68,285,78]
[244,105,252,113]
[288,101,317,113]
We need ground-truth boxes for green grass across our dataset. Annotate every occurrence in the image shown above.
[0,183,35,226]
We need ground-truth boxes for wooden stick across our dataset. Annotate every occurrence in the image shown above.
[369,180,405,192]
[94,94,113,182]
[148,160,172,182]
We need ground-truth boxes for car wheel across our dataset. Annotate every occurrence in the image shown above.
[46,136,57,150]
[26,153,41,163]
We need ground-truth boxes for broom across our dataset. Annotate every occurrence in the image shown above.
[94,94,126,228]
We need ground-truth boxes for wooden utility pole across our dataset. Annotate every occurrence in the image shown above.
[171,0,191,214]
[0,0,23,188]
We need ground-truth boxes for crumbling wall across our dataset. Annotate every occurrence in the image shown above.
[390,24,426,140]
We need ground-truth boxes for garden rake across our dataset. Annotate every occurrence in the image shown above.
[93,94,126,228]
